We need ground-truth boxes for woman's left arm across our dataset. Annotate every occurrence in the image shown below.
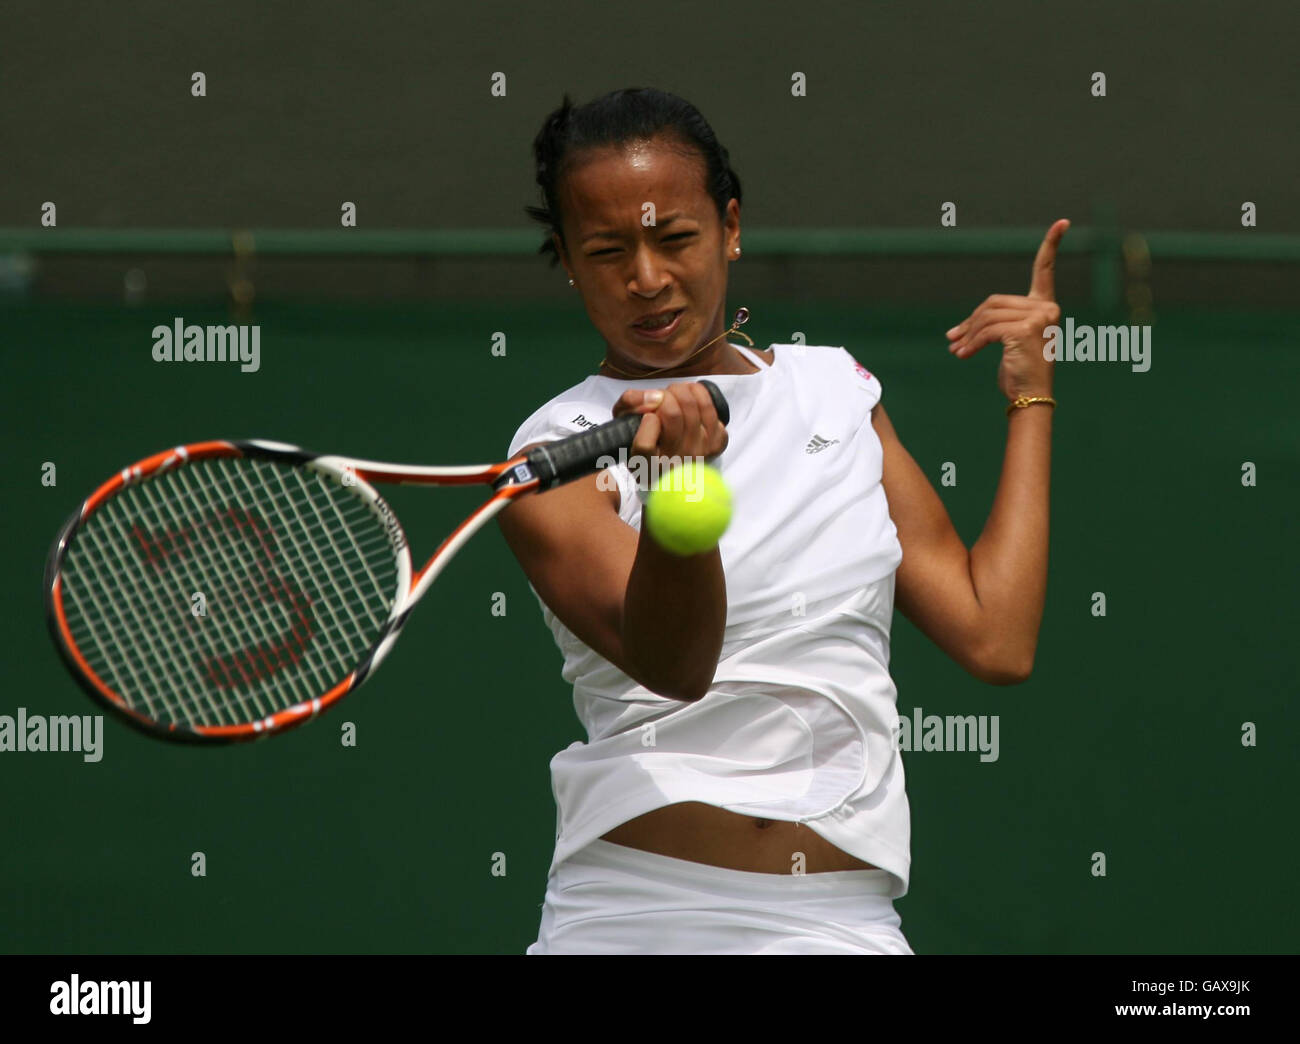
[874,219,1068,685]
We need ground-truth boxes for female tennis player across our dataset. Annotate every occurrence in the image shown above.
[499,87,1064,954]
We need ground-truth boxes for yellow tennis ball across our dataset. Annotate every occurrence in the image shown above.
[644,460,732,555]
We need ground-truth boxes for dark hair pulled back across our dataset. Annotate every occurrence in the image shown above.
[524,87,742,267]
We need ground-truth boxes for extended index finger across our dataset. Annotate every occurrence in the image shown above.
[1028,218,1070,300]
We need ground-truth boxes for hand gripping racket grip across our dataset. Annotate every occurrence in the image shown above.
[524,379,730,492]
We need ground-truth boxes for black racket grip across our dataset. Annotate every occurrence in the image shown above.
[525,379,730,491]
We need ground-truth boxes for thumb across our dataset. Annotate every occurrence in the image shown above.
[613,388,664,417]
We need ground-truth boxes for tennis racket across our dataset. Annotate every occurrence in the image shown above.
[44,380,729,744]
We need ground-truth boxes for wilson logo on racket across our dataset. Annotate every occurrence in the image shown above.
[128,506,316,690]
[369,493,408,554]
[43,380,730,744]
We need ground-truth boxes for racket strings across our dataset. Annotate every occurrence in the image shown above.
[58,457,402,729]
[68,472,359,724]
[65,462,391,725]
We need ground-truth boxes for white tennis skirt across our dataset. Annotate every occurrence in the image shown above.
[526,838,912,955]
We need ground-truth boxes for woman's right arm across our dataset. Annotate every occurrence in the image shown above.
[497,382,729,702]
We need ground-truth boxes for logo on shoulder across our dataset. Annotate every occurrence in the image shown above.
[852,360,874,384]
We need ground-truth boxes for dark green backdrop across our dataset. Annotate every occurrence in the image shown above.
[2,298,1294,953]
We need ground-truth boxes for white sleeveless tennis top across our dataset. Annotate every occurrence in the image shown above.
[505,341,910,897]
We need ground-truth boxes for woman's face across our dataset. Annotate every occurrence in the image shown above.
[553,136,741,375]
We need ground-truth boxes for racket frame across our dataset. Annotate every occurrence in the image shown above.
[44,439,540,745]
[43,378,728,745]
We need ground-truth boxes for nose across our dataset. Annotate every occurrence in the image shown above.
[628,243,673,296]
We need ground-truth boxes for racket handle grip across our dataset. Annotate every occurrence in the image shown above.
[525,379,730,491]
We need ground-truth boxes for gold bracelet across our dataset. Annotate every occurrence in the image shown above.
[1006,395,1057,417]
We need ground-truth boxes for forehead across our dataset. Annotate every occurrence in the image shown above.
[560,138,710,229]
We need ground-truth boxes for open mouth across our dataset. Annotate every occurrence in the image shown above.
[632,309,684,336]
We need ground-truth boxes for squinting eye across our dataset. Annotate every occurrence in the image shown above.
[587,233,694,258]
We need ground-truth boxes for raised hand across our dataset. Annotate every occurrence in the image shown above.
[945,218,1070,402]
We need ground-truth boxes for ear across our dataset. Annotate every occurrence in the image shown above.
[723,199,742,256]
[551,232,570,270]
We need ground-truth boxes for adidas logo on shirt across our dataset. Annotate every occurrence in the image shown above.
[805,434,839,454]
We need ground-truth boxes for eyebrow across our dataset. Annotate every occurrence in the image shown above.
[580,213,693,245]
